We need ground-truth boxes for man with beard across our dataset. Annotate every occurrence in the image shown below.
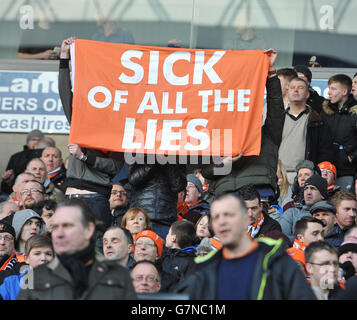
[19,180,46,210]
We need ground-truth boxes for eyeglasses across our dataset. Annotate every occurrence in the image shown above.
[21,189,43,195]
[111,190,127,196]
[308,261,339,267]
[135,241,155,248]
[0,235,14,242]
[133,275,158,283]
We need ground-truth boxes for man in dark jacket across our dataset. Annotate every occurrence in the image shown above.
[320,74,357,193]
[325,190,357,248]
[17,198,136,300]
[179,174,210,224]
[238,184,281,238]
[1,130,44,195]
[202,49,284,198]
[278,77,333,181]
[40,146,67,193]
[176,193,315,299]
[128,159,187,239]
[294,65,325,114]
[109,183,129,226]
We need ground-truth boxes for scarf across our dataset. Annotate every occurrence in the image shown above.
[0,252,18,271]
[58,242,95,299]
[48,167,62,179]
[247,211,264,239]
[292,239,308,251]
[177,201,189,220]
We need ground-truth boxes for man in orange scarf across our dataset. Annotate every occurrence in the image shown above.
[238,184,282,238]
[286,216,324,272]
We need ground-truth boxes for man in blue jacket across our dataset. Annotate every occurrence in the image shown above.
[177,193,316,300]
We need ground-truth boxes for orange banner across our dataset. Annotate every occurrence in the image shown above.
[69,39,269,156]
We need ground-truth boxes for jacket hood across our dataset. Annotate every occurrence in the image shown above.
[12,209,44,240]
[322,95,357,116]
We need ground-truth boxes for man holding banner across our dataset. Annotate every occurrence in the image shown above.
[201,48,284,203]
[58,38,124,230]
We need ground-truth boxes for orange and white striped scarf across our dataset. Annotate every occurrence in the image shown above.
[292,239,308,251]
[247,211,264,238]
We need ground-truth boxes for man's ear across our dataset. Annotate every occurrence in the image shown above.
[305,262,313,276]
[24,253,29,265]
[172,233,177,244]
[296,233,304,242]
[128,243,133,254]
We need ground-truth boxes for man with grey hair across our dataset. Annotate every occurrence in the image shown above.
[26,158,64,203]
[177,192,316,300]
[278,77,333,185]
[41,146,67,193]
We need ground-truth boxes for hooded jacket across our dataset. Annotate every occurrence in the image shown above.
[320,95,357,177]
[160,246,196,292]
[11,209,44,244]
[176,237,316,300]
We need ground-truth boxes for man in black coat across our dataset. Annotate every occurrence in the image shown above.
[128,156,187,239]
[320,74,357,193]
[238,184,281,238]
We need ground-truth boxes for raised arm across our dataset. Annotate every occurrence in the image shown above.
[58,37,75,123]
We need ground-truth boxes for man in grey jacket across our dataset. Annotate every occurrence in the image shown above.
[58,38,124,229]
[278,174,328,242]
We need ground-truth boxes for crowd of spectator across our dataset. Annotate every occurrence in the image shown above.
[0,37,356,301]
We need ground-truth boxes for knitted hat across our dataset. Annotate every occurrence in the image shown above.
[0,222,16,239]
[294,65,312,83]
[310,200,336,215]
[318,161,337,180]
[295,160,316,173]
[134,230,164,259]
[304,174,328,200]
[196,237,212,255]
[186,174,203,195]
[26,129,44,142]
[338,236,357,257]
